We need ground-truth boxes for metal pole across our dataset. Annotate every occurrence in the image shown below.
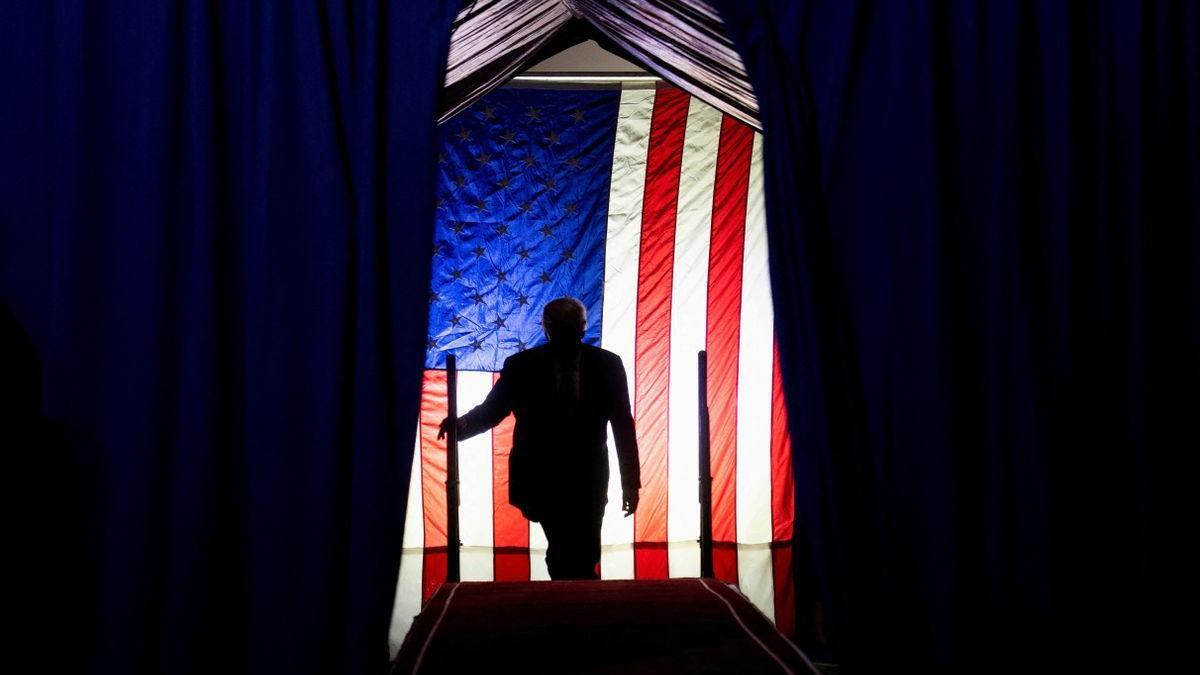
[698,350,714,579]
[445,354,461,583]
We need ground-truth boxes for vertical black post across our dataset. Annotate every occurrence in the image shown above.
[698,350,714,579]
[445,354,461,583]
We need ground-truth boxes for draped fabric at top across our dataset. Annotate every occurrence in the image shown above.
[441,0,575,124]
[714,1,1199,673]
[1,2,460,674]
[568,0,759,130]
[440,0,760,130]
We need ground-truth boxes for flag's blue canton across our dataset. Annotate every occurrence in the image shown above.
[426,89,621,371]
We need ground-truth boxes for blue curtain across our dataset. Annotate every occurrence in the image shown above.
[716,1,1199,673]
[1,2,460,673]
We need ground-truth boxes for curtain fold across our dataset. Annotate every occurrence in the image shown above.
[440,0,573,123]
[570,0,760,130]
[715,1,1200,673]
[1,2,460,674]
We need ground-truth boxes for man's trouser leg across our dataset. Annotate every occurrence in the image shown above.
[541,504,603,580]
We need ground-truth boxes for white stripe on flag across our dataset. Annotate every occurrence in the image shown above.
[457,371,494,581]
[736,132,773,546]
[666,97,723,576]
[388,549,424,659]
[529,522,550,580]
[737,544,778,623]
[388,429,427,659]
[403,429,426,551]
[736,132,778,618]
[600,87,655,579]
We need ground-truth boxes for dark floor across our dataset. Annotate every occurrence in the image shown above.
[393,578,820,674]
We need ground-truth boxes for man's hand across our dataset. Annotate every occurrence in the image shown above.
[437,417,459,440]
[622,489,639,517]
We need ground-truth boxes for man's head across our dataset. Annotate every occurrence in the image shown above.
[542,297,587,344]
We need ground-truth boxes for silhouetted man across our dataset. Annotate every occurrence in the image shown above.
[439,297,639,580]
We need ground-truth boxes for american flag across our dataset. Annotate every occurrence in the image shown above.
[389,86,795,652]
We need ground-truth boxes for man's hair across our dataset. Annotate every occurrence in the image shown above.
[542,297,587,343]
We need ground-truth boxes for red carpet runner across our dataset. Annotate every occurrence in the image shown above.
[391,579,818,674]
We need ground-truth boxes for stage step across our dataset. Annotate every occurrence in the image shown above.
[391,578,819,674]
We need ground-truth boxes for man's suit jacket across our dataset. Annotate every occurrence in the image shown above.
[457,343,640,520]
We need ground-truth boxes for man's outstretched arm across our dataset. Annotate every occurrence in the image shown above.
[608,356,640,516]
[438,360,514,440]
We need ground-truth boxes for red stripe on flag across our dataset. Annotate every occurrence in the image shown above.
[771,343,797,637]
[712,545,738,585]
[421,550,447,605]
[492,372,530,581]
[420,370,449,601]
[632,87,690,579]
[706,115,754,583]
[771,342,795,542]
[772,544,796,638]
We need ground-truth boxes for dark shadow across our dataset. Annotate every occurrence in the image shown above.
[1,301,98,672]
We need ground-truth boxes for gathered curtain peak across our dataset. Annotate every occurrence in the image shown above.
[441,0,760,130]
